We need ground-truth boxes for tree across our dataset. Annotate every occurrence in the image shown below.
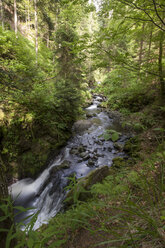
[34,0,38,64]
[14,0,18,37]
[92,0,165,98]
[0,0,4,29]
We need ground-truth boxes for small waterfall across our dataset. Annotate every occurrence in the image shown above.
[10,95,128,230]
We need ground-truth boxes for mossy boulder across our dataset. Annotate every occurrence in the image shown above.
[73,120,92,133]
[65,166,110,208]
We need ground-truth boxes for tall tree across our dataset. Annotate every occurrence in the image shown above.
[14,0,18,37]
[34,0,38,64]
[0,0,4,29]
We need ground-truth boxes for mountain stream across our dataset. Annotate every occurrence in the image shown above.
[10,95,129,230]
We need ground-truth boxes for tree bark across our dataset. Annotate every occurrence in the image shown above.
[34,0,38,64]
[159,31,165,99]
[28,0,30,30]
[139,23,145,67]
[14,0,18,37]
[0,0,4,29]
[147,24,153,60]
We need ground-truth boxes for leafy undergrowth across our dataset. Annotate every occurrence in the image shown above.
[33,142,165,248]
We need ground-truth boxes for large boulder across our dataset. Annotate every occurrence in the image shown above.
[65,166,110,208]
[72,120,92,133]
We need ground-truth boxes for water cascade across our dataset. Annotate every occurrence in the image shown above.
[10,95,128,230]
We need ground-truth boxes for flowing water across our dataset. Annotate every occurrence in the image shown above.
[10,95,129,230]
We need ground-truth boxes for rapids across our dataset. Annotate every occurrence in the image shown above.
[10,95,128,230]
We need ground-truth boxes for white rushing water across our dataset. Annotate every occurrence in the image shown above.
[10,95,128,230]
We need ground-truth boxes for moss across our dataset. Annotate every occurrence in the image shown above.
[123,136,141,157]
[65,166,110,208]
[112,157,126,168]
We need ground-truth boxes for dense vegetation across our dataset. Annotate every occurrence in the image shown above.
[0,0,165,247]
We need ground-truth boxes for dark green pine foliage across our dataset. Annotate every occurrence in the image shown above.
[55,22,84,123]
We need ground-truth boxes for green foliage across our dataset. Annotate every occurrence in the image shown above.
[97,68,154,113]
[0,5,89,178]
[103,129,121,142]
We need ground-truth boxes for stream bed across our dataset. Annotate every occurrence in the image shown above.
[10,95,129,230]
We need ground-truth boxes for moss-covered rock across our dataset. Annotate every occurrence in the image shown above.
[65,166,110,208]
[114,142,123,151]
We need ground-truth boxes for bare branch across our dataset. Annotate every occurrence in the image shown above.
[152,0,165,26]
[117,0,165,31]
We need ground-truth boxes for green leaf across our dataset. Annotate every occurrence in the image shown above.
[103,133,111,141]
[111,132,119,142]
[27,238,34,248]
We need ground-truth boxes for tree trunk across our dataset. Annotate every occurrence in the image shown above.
[14,0,18,37]
[0,0,4,29]
[28,0,30,30]
[139,23,145,67]
[148,24,153,60]
[34,0,38,65]
[159,31,165,99]
[47,32,49,48]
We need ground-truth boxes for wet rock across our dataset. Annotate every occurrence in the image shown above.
[83,154,90,161]
[87,159,95,167]
[59,160,71,169]
[97,153,104,158]
[80,152,87,158]
[78,146,86,153]
[49,160,71,175]
[108,147,112,152]
[70,148,79,155]
[114,142,123,152]
[95,140,102,145]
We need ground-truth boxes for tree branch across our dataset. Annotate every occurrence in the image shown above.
[152,0,165,26]
[117,0,165,31]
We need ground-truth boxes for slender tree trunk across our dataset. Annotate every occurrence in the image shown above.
[28,0,30,30]
[0,0,4,29]
[148,24,153,60]
[139,23,145,67]
[14,0,18,37]
[34,0,38,65]
[25,6,28,31]
[159,31,165,99]
[47,32,49,48]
